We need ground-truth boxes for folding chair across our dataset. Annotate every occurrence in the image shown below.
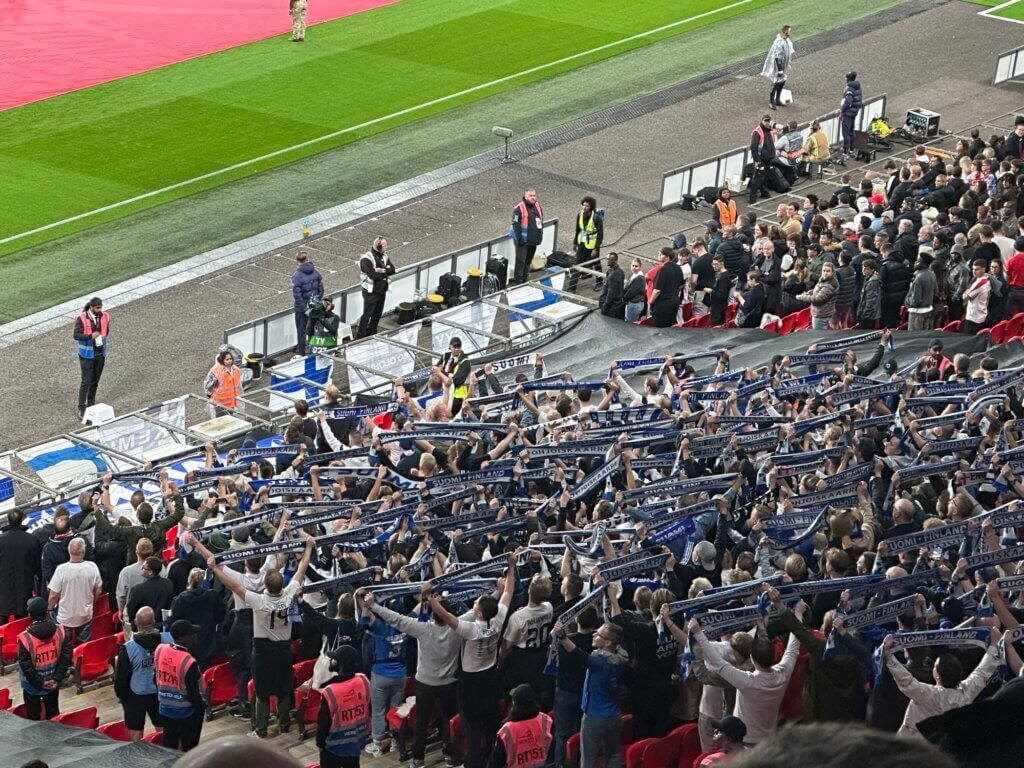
[202,662,237,720]
[72,635,117,693]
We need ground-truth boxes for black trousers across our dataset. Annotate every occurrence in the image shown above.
[78,355,105,409]
[770,79,786,105]
[964,319,985,335]
[458,668,501,768]
[163,710,204,752]
[25,690,60,720]
[358,290,386,338]
[294,310,308,355]
[841,114,856,153]
[226,609,254,704]
[413,679,458,760]
[514,244,536,285]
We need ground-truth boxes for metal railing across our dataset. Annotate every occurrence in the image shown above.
[995,44,1024,85]
[224,221,559,360]
[658,95,887,210]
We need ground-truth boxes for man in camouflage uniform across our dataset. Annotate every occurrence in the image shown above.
[290,0,307,42]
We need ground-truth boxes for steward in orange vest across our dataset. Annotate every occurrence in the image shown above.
[17,597,73,721]
[204,350,242,409]
[492,685,553,768]
[154,620,205,752]
[712,189,738,227]
[317,645,372,768]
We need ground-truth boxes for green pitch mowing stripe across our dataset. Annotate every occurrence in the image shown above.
[0,0,780,255]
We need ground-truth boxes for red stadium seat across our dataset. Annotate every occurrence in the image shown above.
[52,706,99,729]
[8,703,29,718]
[166,526,179,548]
[778,313,799,335]
[144,730,164,745]
[636,317,654,326]
[1007,312,1024,339]
[93,596,111,618]
[292,659,316,688]
[202,662,237,719]
[162,546,176,565]
[0,689,9,710]
[626,738,658,768]
[940,319,963,332]
[72,634,117,693]
[990,319,1010,344]
[671,724,701,768]
[92,612,114,640]
[795,307,812,330]
[295,686,323,740]
[762,318,781,333]
[679,315,708,329]
[566,732,583,768]
[681,302,693,322]
[0,617,31,674]
[725,303,738,325]
[248,678,278,714]
[98,719,132,741]
[641,732,684,768]
[691,751,717,768]
[449,714,467,761]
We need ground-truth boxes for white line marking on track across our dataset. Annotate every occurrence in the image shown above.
[0,0,753,246]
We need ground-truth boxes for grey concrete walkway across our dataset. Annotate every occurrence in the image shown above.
[1,0,1021,451]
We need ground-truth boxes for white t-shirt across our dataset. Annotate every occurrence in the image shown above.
[505,603,553,650]
[246,579,301,641]
[456,604,508,672]
[50,560,102,627]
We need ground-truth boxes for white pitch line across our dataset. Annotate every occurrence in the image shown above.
[0,0,754,247]
[979,0,1024,25]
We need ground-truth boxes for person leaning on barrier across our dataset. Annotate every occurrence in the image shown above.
[357,237,395,339]
[73,296,109,420]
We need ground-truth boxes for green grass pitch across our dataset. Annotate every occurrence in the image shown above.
[0,0,781,258]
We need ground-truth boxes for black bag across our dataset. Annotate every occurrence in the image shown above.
[438,273,462,303]
[767,166,791,193]
[547,250,575,269]
[486,256,508,289]
[697,185,718,205]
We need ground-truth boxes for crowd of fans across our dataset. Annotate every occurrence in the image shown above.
[597,117,1024,333]
[3,321,1024,768]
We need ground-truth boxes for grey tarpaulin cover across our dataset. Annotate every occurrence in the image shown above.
[530,313,1020,381]
[0,712,177,767]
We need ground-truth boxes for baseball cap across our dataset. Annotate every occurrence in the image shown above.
[883,358,899,374]
[169,619,200,642]
[1015,236,1024,252]
[704,220,720,231]
[694,540,717,570]
[710,715,747,743]
[929,339,943,350]
[27,597,48,620]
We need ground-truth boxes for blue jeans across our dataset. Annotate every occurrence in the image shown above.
[581,713,622,768]
[370,672,406,741]
[624,301,644,323]
[553,688,582,766]
[811,315,830,330]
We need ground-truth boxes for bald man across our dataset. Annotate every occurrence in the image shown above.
[115,606,163,740]
[171,735,301,767]
[47,537,103,647]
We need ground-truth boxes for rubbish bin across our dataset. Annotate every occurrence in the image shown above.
[244,353,265,379]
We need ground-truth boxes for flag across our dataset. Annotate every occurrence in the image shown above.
[268,355,334,412]
[17,438,108,490]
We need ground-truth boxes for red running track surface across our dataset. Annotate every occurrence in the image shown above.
[0,0,399,111]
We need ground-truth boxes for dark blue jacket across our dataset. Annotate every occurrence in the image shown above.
[292,261,324,312]
[841,80,863,117]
